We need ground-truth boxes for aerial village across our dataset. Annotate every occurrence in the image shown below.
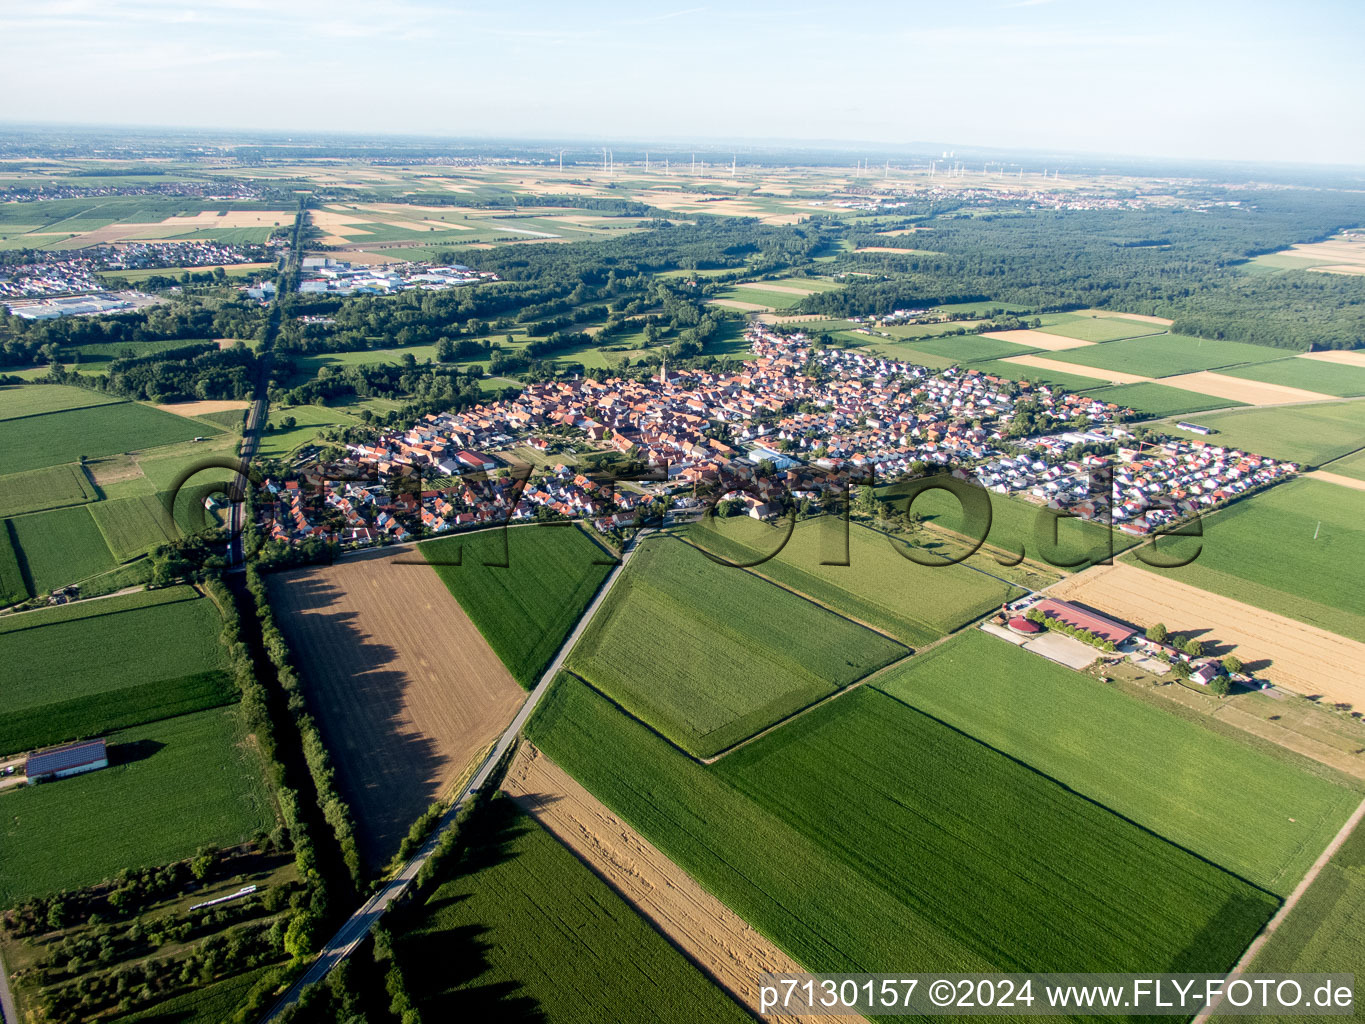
[259,323,1297,552]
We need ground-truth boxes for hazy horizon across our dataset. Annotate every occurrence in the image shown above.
[3,0,1364,166]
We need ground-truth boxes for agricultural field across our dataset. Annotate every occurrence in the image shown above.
[395,796,751,1024]
[1216,355,1365,398]
[0,462,98,517]
[1123,477,1365,644]
[0,196,294,250]
[1034,316,1166,343]
[423,523,613,687]
[1166,401,1365,466]
[1051,563,1365,708]
[253,402,366,459]
[0,400,219,475]
[877,630,1359,894]
[972,357,1111,390]
[567,537,906,758]
[1081,381,1246,416]
[56,336,217,366]
[267,548,526,866]
[1047,333,1289,377]
[0,585,231,754]
[112,965,279,1024]
[1325,447,1365,481]
[5,504,116,594]
[1226,816,1365,1024]
[899,333,1041,364]
[530,675,1276,976]
[0,383,123,417]
[89,492,178,560]
[0,706,275,905]
[0,527,25,606]
[682,514,1047,647]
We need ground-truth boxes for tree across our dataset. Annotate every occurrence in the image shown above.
[1146,622,1168,644]
[1182,638,1204,658]
[1221,654,1243,675]
[1170,659,1191,679]
[854,484,879,517]
[903,508,924,540]
[1208,675,1231,696]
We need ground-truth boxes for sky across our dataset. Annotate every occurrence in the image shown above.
[3,0,1364,166]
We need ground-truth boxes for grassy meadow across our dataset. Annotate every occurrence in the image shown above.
[1166,401,1365,466]
[0,463,98,518]
[1048,333,1289,377]
[567,537,906,757]
[1082,381,1246,417]
[0,400,218,475]
[1217,356,1365,397]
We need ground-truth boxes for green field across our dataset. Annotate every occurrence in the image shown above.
[0,585,231,753]
[716,285,803,309]
[113,965,278,1024]
[0,526,24,606]
[1217,356,1365,398]
[681,515,1043,646]
[900,334,1041,364]
[58,337,216,366]
[1035,318,1166,343]
[0,401,218,475]
[1047,333,1290,377]
[0,706,274,905]
[973,358,1111,390]
[1081,381,1246,416]
[253,403,367,459]
[397,797,750,1023]
[0,384,123,417]
[1326,447,1365,481]
[1125,477,1365,643]
[567,537,906,757]
[423,524,613,686]
[6,504,116,594]
[89,492,178,560]
[530,675,1276,975]
[1165,401,1365,466]
[1224,814,1365,1024]
[878,631,1358,894]
[0,463,98,517]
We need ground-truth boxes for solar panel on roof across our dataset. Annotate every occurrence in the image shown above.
[26,739,107,776]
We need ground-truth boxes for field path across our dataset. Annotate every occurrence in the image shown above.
[1306,469,1365,492]
[504,744,848,1024]
[1192,796,1365,1024]
[1047,564,1365,706]
[999,353,1154,384]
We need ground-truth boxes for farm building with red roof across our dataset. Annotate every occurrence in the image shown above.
[1032,599,1138,645]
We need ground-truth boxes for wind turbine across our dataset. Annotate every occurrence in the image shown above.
[731,153,736,176]
[558,149,563,172]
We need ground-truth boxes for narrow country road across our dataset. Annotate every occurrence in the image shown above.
[0,946,17,1024]
[259,529,651,1021]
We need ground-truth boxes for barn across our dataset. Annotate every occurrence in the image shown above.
[26,738,108,785]
[1032,599,1138,646]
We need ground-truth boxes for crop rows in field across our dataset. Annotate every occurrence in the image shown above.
[567,537,906,757]
[1168,400,1365,467]
[1047,333,1288,377]
[396,797,751,1023]
[1035,317,1166,343]
[89,492,178,561]
[5,504,116,595]
[0,463,98,518]
[681,515,1034,646]
[423,523,614,687]
[0,384,122,420]
[0,526,25,606]
[878,630,1358,895]
[529,675,1276,975]
[0,401,218,476]
[1081,381,1246,416]
[1217,356,1365,398]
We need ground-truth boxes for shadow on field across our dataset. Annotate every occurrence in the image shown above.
[400,798,545,1022]
[111,739,164,766]
[268,569,448,873]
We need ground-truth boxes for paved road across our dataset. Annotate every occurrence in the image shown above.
[260,529,650,1021]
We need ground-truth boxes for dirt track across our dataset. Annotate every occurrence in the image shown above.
[1000,353,1146,384]
[503,744,853,1024]
[1048,563,1365,706]
[1161,370,1335,406]
[268,550,525,867]
[980,328,1094,351]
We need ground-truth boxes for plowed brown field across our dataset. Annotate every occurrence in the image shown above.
[503,743,855,1024]
[269,549,525,866]
[1048,563,1365,705]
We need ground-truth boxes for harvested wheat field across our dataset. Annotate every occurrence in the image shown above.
[1300,350,1365,369]
[1307,470,1365,492]
[502,743,850,1024]
[1048,564,1365,706]
[268,548,526,866]
[154,399,250,416]
[1075,309,1175,326]
[1161,371,1335,406]
[1002,353,1154,385]
[854,245,937,254]
[980,328,1094,352]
